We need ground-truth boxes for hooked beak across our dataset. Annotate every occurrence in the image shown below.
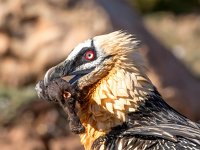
[44,60,71,86]
[44,60,89,86]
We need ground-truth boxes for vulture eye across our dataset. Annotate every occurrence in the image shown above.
[84,49,95,61]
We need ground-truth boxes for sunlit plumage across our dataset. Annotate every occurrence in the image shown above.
[44,31,200,150]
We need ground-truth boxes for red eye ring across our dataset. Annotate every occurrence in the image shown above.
[84,50,95,61]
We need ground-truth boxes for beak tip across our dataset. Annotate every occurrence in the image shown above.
[43,60,68,86]
[44,67,56,86]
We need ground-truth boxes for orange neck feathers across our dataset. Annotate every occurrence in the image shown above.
[78,59,154,149]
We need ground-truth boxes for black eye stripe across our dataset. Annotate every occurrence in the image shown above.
[78,39,95,56]
[71,48,96,68]
[91,38,94,47]
[70,39,96,72]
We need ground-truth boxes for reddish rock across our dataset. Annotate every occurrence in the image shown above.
[0,126,45,150]
[0,33,10,56]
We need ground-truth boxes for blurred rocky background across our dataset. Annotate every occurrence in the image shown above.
[0,0,200,150]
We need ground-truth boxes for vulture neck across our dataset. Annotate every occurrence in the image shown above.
[78,61,154,150]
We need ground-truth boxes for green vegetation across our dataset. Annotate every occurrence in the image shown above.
[0,85,37,124]
[130,0,200,14]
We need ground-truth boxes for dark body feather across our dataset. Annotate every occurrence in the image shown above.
[92,89,200,150]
